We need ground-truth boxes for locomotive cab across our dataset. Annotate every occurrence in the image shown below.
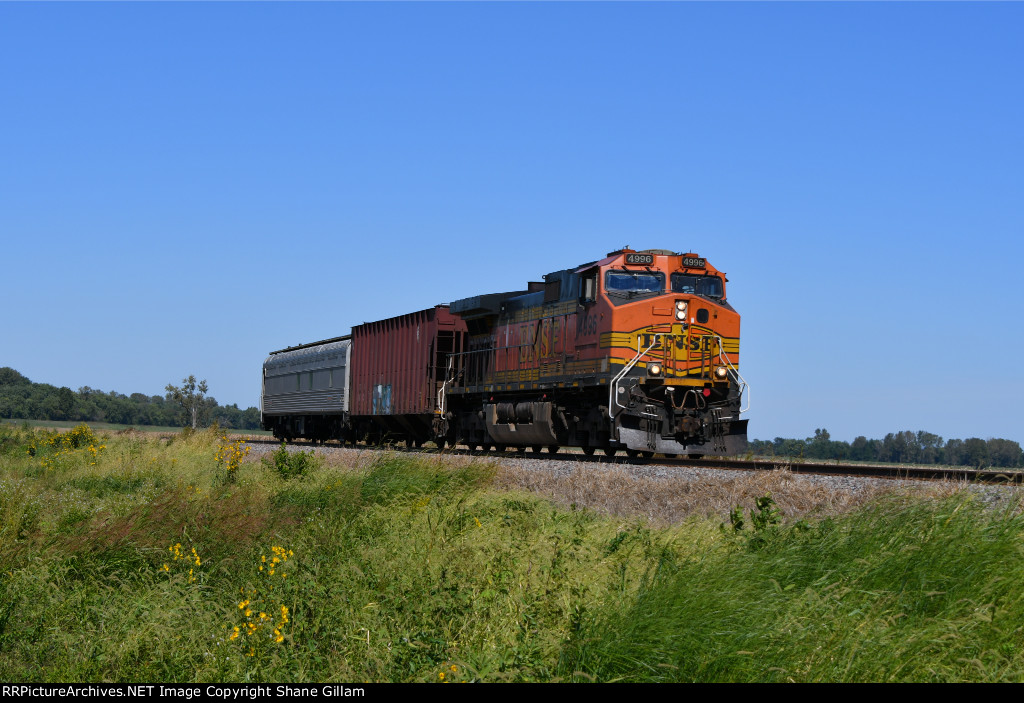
[594,248,748,455]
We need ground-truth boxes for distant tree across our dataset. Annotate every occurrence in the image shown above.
[986,438,1021,468]
[0,367,30,386]
[773,437,807,459]
[916,431,944,464]
[881,431,920,463]
[805,428,849,460]
[850,436,873,461]
[962,438,989,468]
[165,375,210,429]
[56,387,76,420]
[241,406,261,430]
[944,438,964,466]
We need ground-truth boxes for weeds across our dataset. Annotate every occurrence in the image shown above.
[227,545,294,669]
[215,436,250,484]
[264,442,317,480]
[2,425,1024,682]
[560,494,1024,682]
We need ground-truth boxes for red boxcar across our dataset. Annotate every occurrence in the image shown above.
[349,305,467,444]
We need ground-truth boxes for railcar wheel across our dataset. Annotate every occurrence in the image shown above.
[640,451,654,459]
[495,444,506,452]
[482,443,492,452]
[626,449,640,458]
[436,439,446,450]
[531,445,543,453]
[687,453,703,460]
[548,445,559,455]
[467,443,479,452]
[603,448,617,457]
[581,446,595,456]
[517,446,527,454]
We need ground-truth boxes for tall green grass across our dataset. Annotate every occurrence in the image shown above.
[560,497,1024,682]
[2,423,1024,682]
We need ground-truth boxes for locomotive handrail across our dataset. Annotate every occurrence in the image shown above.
[713,334,750,415]
[437,356,455,415]
[608,333,667,419]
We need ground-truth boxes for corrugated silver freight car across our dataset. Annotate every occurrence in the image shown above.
[261,336,351,442]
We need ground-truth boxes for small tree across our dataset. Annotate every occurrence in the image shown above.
[165,375,209,429]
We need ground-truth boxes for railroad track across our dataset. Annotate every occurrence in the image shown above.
[235,435,1024,486]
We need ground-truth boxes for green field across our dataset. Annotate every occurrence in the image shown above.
[0,418,272,436]
[2,423,1023,682]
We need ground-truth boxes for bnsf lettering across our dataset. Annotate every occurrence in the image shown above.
[539,317,562,359]
[637,336,716,352]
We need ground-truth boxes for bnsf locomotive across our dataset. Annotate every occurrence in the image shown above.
[261,248,748,457]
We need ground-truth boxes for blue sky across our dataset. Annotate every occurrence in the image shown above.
[2,2,1021,443]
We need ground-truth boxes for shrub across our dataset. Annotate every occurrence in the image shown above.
[265,442,318,480]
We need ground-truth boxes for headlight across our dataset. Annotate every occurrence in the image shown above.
[675,301,687,320]
[714,366,728,379]
[648,363,662,377]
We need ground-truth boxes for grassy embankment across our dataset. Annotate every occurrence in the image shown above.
[2,423,1024,682]
[0,418,272,436]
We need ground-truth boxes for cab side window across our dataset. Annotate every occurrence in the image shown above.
[580,270,598,304]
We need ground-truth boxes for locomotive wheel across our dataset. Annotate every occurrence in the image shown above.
[581,446,595,456]
[531,445,543,453]
[517,446,527,454]
[436,439,446,450]
[494,444,506,452]
[405,438,415,448]
[482,443,493,452]
[640,451,654,459]
[467,443,479,452]
[548,445,559,455]
[603,447,617,457]
[626,449,640,458]
[687,453,703,460]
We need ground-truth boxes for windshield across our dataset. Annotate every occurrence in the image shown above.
[671,273,724,299]
[605,271,665,304]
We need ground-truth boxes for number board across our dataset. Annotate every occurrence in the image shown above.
[625,253,655,265]
[681,256,706,268]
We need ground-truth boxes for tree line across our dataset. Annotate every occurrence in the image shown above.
[750,428,1023,469]
[0,367,261,430]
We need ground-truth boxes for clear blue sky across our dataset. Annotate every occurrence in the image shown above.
[2,2,1021,443]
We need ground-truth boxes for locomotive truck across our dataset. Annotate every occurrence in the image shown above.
[261,248,748,457]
